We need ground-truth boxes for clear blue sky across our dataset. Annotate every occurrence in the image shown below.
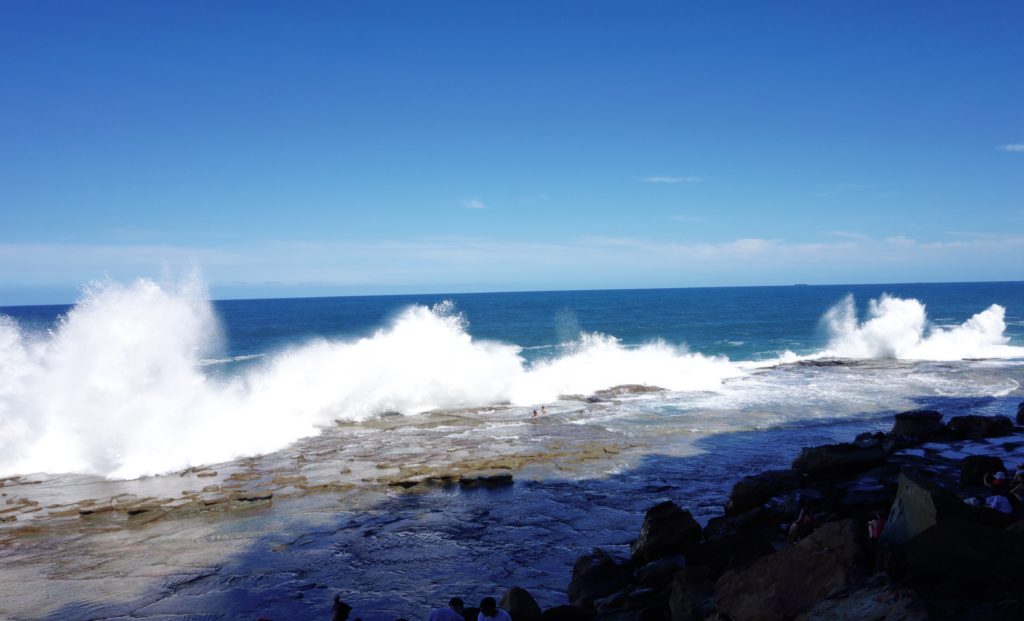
[2,1,1022,304]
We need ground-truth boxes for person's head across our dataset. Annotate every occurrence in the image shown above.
[449,598,464,612]
[479,597,497,617]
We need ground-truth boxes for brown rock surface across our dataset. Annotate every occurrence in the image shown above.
[715,519,869,621]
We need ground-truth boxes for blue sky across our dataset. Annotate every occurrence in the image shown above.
[1,1,1022,304]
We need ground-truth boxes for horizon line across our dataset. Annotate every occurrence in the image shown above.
[3,278,1022,309]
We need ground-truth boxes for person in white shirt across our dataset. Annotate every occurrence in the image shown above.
[476,597,511,621]
[429,597,465,621]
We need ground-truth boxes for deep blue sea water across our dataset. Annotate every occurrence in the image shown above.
[6,281,1024,362]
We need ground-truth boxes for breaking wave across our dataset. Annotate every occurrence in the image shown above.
[821,294,1024,360]
[0,281,1020,479]
[0,278,740,479]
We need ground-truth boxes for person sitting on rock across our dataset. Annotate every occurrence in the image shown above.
[983,471,1009,490]
[476,597,512,621]
[787,503,814,544]
[429,598,465,621]
[986,493,1013,514]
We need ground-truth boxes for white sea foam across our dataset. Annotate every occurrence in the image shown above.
[1,282,1020,479]
[0,278,744,478]
[821,294,1024,360]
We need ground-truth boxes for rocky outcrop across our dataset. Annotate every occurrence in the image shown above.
[532,409,1024,621]
[959,455,1005,486]
[725,469,800,514]
[791,442,886,478]
[793,575,929,621]
[630,501,702,567]
[685,532,775,577]
[946,414,1013,439]
[879,472,965,547]
[567,550,634,609]
[889,409,945,442]
[715,519,870,621]
[500,586,542,621]
[904,516,1024,590]
[458,470,514,488]
[1016,402,1024,425]
[634,555,686,590]
[539,606,595,621]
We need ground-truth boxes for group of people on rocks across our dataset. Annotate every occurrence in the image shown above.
[978,462,1024,513]
[332,594,512,621]
[786,461,1024,547]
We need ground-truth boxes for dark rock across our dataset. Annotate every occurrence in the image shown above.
[703,506,767,542]
[540,606,595,621]
[458,470,513,488]
[854,431,886,444]
[567,549,634,609]
[630,501,702,566]
[715,519,870,621]
[501,586,542,621]
[946,414,1014,439]
[889,409,945,441]
[879,471,1007,548]
[793,575,929,621]
[830,478,897,518]
[1007,519,1024,535]
[792,443,886,478]
[667,573,712,621]
[880,472,965,547]
[685,532,775,577]
[904,515,1024,592]
[1017,402,1024,425]
[725,469,801,514]
[959,455,1006,486]
[634,555,686,589]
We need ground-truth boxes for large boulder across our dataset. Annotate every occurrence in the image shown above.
[634,554,686,589]
[540,607,595,621]
[793,575,929,621]
[792,443,886,478]
[703,506,768,542]
[725,469,801,514]
[500,587,542,621]
[714,519,869,621]
[889,410,945,442]
[567,550,634,610]
[630,501,702,567]
[879,471,1006,548]
[685,532,776,577]
[904,516,1024,592]
[880,472,964,548]
[668,572,715,621]
[946,415,1013,439]
[959,455,1006,486]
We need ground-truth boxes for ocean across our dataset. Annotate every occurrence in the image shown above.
[1,279,1023,619]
